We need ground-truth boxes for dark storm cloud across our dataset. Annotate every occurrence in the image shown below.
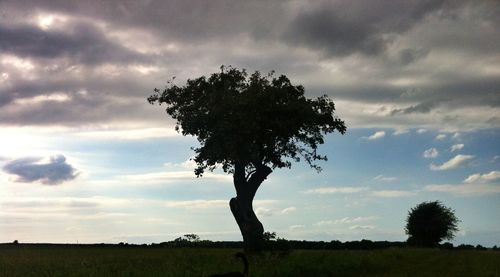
[3,155,78,185]
[284,0,449,56]
[390,101,437,115]
[399,48,430,66]
[0,93,11,106]
[0,21,149,65]
[1,0,285,42]
[0,0,498,130]
[0,93,158,125]
[327,74,500,109]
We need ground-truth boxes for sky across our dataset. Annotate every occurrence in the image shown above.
[0,0,499,246]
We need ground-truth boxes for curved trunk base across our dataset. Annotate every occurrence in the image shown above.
[230,197,264,252]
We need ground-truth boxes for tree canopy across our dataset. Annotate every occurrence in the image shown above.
[405,201,460,247]
[148,66,346,177]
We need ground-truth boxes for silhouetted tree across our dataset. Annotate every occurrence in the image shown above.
[148,66,346,251]
[405,201,459,247]
[183,233,200,242]
[263,231,277,242]
[440,242,454,249]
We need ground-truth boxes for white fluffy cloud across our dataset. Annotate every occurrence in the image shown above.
[423,148,439,158]
[424,171,500,196]
[451,144,464,152]
[435,134,447,140]
[364,131,386,140]
[430,155,474,171]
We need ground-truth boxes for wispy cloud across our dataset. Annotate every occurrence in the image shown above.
[464,171,500,184]
[373,175,397,182]
[289,225,305,230]
[303,187,369,194]
[304,186,416,198]
[75,127,180,140]
[424,184,500,196]
[430,155,474,171]
[349,225,375,230]
[255,207,275,217]
[370,190,416,198]
[315,216,378,226]
[255,206,297,217]
[281,207,297,214]
[423,148,439,158]
[118,171,231,184]
[164,199,277,210]
[164,199,227,209]
[393,129,409,136]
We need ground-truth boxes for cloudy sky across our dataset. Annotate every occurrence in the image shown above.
[1,0,499,246]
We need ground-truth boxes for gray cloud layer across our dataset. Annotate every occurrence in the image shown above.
[3,155,78,185]
[0,21,148,64]
[0,0,498,130]
[284,0,450,57]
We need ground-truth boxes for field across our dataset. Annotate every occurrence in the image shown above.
[1,245,499,276]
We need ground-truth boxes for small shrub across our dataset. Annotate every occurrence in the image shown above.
[456,244,475,250]
[440,242,454,249]
[475,244,487,250]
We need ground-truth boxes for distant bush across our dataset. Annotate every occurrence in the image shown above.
[263,231,277,241]
[12,240,18,245]
[405,201,459,247]
[456,244,475,250]
[439,242,454,249]
[150,236,406,251]
[475,244,487,250]
[183,234,200,242]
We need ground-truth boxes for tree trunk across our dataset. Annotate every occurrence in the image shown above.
[230,163,272,252]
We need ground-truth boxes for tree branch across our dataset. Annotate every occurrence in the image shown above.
[245,169,257,182]
[247,163,272,193]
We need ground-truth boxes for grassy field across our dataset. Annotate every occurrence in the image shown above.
[0,245,499,276]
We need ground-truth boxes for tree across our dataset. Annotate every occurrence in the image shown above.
[183,233,200,242]
[405,201,459,247]
[148,65,346,251]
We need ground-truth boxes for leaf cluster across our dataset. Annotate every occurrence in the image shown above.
[148,65,346,176]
